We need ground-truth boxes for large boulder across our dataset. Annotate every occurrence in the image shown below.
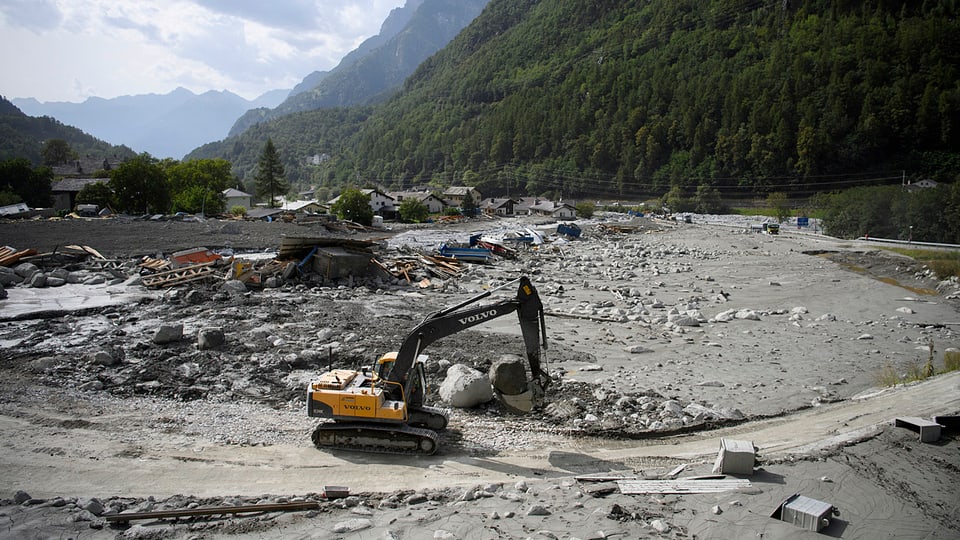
[488,354,529,395]
[13,262,39,280]
[153,324,183,344]
[439,364,493,408]
[0,266,19,286]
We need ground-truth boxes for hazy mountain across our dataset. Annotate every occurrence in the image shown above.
[13,88,288,160]
[227,0,489,137]
[0,96,135,165]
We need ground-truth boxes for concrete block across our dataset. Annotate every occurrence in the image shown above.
[712,438,756,475]
[894,417,942,443]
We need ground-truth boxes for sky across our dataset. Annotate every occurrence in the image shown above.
[0,0,406,103]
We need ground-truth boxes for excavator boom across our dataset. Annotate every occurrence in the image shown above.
[385,276,547,402]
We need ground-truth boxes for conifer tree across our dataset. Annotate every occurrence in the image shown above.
[255,139,288,207]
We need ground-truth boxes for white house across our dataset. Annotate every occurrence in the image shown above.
[223,188,253,210]
[362,189,395,215]
[528,200,577,220]
[442,186,483,206]
[389,191,447,214]
[328,189,396,217]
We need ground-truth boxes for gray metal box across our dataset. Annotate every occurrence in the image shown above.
[775,494,836,532]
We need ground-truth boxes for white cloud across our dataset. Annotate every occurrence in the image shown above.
[0,0,62,32]
[0,0,406,103]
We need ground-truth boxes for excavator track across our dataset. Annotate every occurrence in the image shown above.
[409,405,450,431]
[312,422,440,455]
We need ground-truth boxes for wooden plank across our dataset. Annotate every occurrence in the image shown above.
[138,257,170,273]
[617,478,752,495]
[105,501,320,523]
[64,245,106,259]
[0,248,38,267]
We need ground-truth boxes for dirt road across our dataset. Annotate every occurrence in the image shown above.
[0,370,955,499]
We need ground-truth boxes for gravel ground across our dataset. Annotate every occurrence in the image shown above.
[1,213,958,539]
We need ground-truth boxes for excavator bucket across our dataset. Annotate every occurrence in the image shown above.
[498,389,536,414]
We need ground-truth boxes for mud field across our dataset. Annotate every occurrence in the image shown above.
[1,214,958,539]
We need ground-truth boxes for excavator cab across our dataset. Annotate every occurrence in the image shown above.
[374,351,397,381]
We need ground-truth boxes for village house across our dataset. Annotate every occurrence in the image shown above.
[442,186,483,206]
[515,197,577,220]
[327,188,397,219]
[222,188,253,210]
[388,191,447,214]
[480,197,516,217]
[51,157,122,178]
[51,177,107,213]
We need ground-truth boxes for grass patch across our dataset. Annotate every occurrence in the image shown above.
[879,246,960,280]
[945,350,960,372]
[875,343,960,387]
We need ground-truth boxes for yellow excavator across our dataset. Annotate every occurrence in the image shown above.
[307,276,549,455]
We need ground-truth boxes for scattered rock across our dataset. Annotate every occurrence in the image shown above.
[439,364,493,408]
[332,518,373,533]
[153,324,183,344]
[198,327,226,350]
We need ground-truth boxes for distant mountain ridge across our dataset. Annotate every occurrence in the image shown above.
[228,0,490,137]
[13,88,287,159]
[0,96,136,165]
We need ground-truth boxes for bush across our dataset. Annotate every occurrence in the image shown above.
[230,206,247,217]
[575,201,595,219]
[945,350,960,372]
[399,198,429,223]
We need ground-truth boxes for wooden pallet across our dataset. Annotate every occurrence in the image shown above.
[141,261,218,288]
[138,257,171,274]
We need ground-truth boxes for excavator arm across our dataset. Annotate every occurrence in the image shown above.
[383,276,548,403]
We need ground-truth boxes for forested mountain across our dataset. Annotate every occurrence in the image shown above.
[188,0,960,201]
[0,96,135,165]
[227,0,490,137]
[14,88,287,159]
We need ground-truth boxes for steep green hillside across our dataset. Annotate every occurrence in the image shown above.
[189,0,960,200]
[0,96,136,165]
[227,0,489,138]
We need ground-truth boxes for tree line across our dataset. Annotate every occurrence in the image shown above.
[818,182,960,244]
[0,139,290,215]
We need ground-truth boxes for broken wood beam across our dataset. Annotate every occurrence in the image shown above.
[0,248,38,267]
[104,501,320,523]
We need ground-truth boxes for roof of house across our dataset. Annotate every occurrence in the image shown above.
[51,177,106,193]
[389,191,444,202]
[361,188,394,199]
[51,157,123,177]
[281,200,324,212]
[223,188,252,198]
[480,197,516,209]
[246,207,287,219]
[443,186,478,196]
